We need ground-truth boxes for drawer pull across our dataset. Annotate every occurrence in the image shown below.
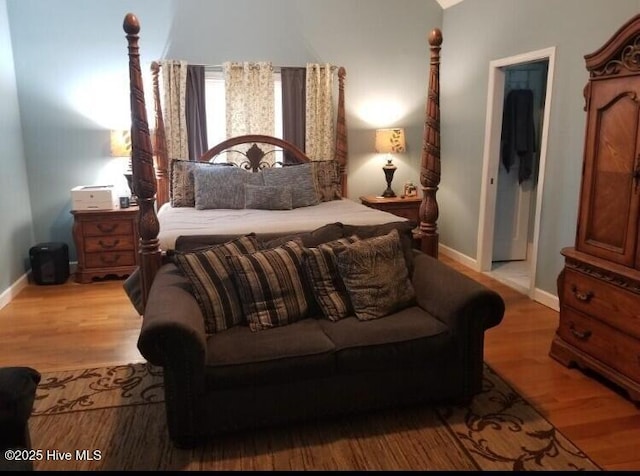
[100,254,121,265]
[571,285,594,303]
[98,239,120,249]
[569,323,592,341]
[97,223,118,233]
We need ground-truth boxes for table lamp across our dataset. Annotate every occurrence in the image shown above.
[375,128,406,198]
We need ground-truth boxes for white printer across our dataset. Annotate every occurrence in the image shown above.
[70,185,118,210]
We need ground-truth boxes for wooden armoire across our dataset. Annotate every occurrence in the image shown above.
[550,14,640,402]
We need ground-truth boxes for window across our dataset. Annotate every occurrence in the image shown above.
[204,70,283,149]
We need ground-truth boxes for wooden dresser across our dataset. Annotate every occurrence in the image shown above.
[549,14,640,402]
[71,207,139,283]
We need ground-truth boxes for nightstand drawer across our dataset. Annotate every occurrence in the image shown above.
[562,268,640,338]
[558,306,640,382]
[82,220,134,237]
[85,251,137,268]
[84,235,136,253]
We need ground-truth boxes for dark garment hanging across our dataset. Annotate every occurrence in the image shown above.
[500,89,536,183]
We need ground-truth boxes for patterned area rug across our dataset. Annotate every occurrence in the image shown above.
[27,362,600,471]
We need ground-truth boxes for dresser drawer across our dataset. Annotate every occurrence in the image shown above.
[84,235,135,252]
[85,251,137,268]
[562,268,640,338]
[558,306,640,382]
[82,220,134,237]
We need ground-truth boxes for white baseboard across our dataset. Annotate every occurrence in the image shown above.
[532,287,560,312]
[438,244,479,271]
[0,271,30,311]
[439,243,559,311]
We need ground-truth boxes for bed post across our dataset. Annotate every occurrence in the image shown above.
[123,13,162,310]
[335,67,348,197]
[151,61,170,208]
[417,28,442,258]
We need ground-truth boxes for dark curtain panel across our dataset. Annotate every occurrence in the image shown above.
[186,65,208,161]
[281,67,306,164]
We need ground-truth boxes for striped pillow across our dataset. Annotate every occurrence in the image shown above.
[227,240,311,332]
[173,235,260,333]
[303,236,360,321]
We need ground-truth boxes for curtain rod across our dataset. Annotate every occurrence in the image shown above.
[155,61,339,72]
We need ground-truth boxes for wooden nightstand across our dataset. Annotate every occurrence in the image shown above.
[359,195,422,223]
[71,207,139,283]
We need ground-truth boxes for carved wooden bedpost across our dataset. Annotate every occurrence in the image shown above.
[418,28,442,258]
[123,13,161,310]
[151,62,170,208]
[335,67,348,197]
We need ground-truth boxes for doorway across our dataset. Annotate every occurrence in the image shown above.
[477,48,556,299]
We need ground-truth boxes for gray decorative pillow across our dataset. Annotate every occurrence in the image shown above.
[262,163,319,208]
[227,240,312,332]
[244,184,293,210]
[311,160,342,202]
[335,229,415,321]
[303,235,360,321]
[194,166,264,209]
[173,235,260,334]
[170,159,235,207]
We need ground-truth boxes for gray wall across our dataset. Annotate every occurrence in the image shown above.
[0,0,34,296]
[440,0,640,295]
[4,0,441,282]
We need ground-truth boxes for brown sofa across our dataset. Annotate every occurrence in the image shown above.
[135,222,505,448]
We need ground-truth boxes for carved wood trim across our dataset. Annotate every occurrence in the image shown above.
[124,13,161,311]
[585,14,640,77]
[416,28,442,258]
[335,67,348,198]
[151,61,169,208]
[564,256,640,295]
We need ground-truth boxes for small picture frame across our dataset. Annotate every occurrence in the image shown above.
[404,182,418,198]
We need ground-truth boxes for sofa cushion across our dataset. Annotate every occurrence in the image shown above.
[341,221,416,275]
[258,222,345,250]
[336,229,415,321]
[173,234,260,334]
[318,307,450,373]
[303,235,360,321]
[227,240,312,331]
[205,318,335,389]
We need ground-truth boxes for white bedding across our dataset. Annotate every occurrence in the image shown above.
[157,198,406,250]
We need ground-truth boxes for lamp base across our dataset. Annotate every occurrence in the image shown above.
[381,187,397,198]
[382,160,397,198]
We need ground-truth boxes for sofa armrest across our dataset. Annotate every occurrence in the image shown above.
[137,263,207,369]
[411,251,505,333]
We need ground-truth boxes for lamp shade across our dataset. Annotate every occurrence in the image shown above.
[375,128,406,153]
[110,129,131,157]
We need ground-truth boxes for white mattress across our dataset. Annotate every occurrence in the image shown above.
[157,198,406,250]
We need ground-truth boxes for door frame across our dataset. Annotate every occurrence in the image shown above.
[476,47,556,298]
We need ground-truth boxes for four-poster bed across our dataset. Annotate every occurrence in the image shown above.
[122,12,442,310]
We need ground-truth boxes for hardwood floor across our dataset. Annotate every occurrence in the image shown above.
[1,257,639,470]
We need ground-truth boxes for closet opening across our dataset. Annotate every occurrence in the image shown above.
[476,48,556,304]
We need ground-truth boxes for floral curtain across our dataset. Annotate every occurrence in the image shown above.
[223,61,274,165]
[159,60,188,160]
[305,64,335,161]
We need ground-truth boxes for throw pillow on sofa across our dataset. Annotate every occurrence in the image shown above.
[303,235,360,321]
[227,240,313,332]
[335,229,415,321]
[173,234,260,334]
